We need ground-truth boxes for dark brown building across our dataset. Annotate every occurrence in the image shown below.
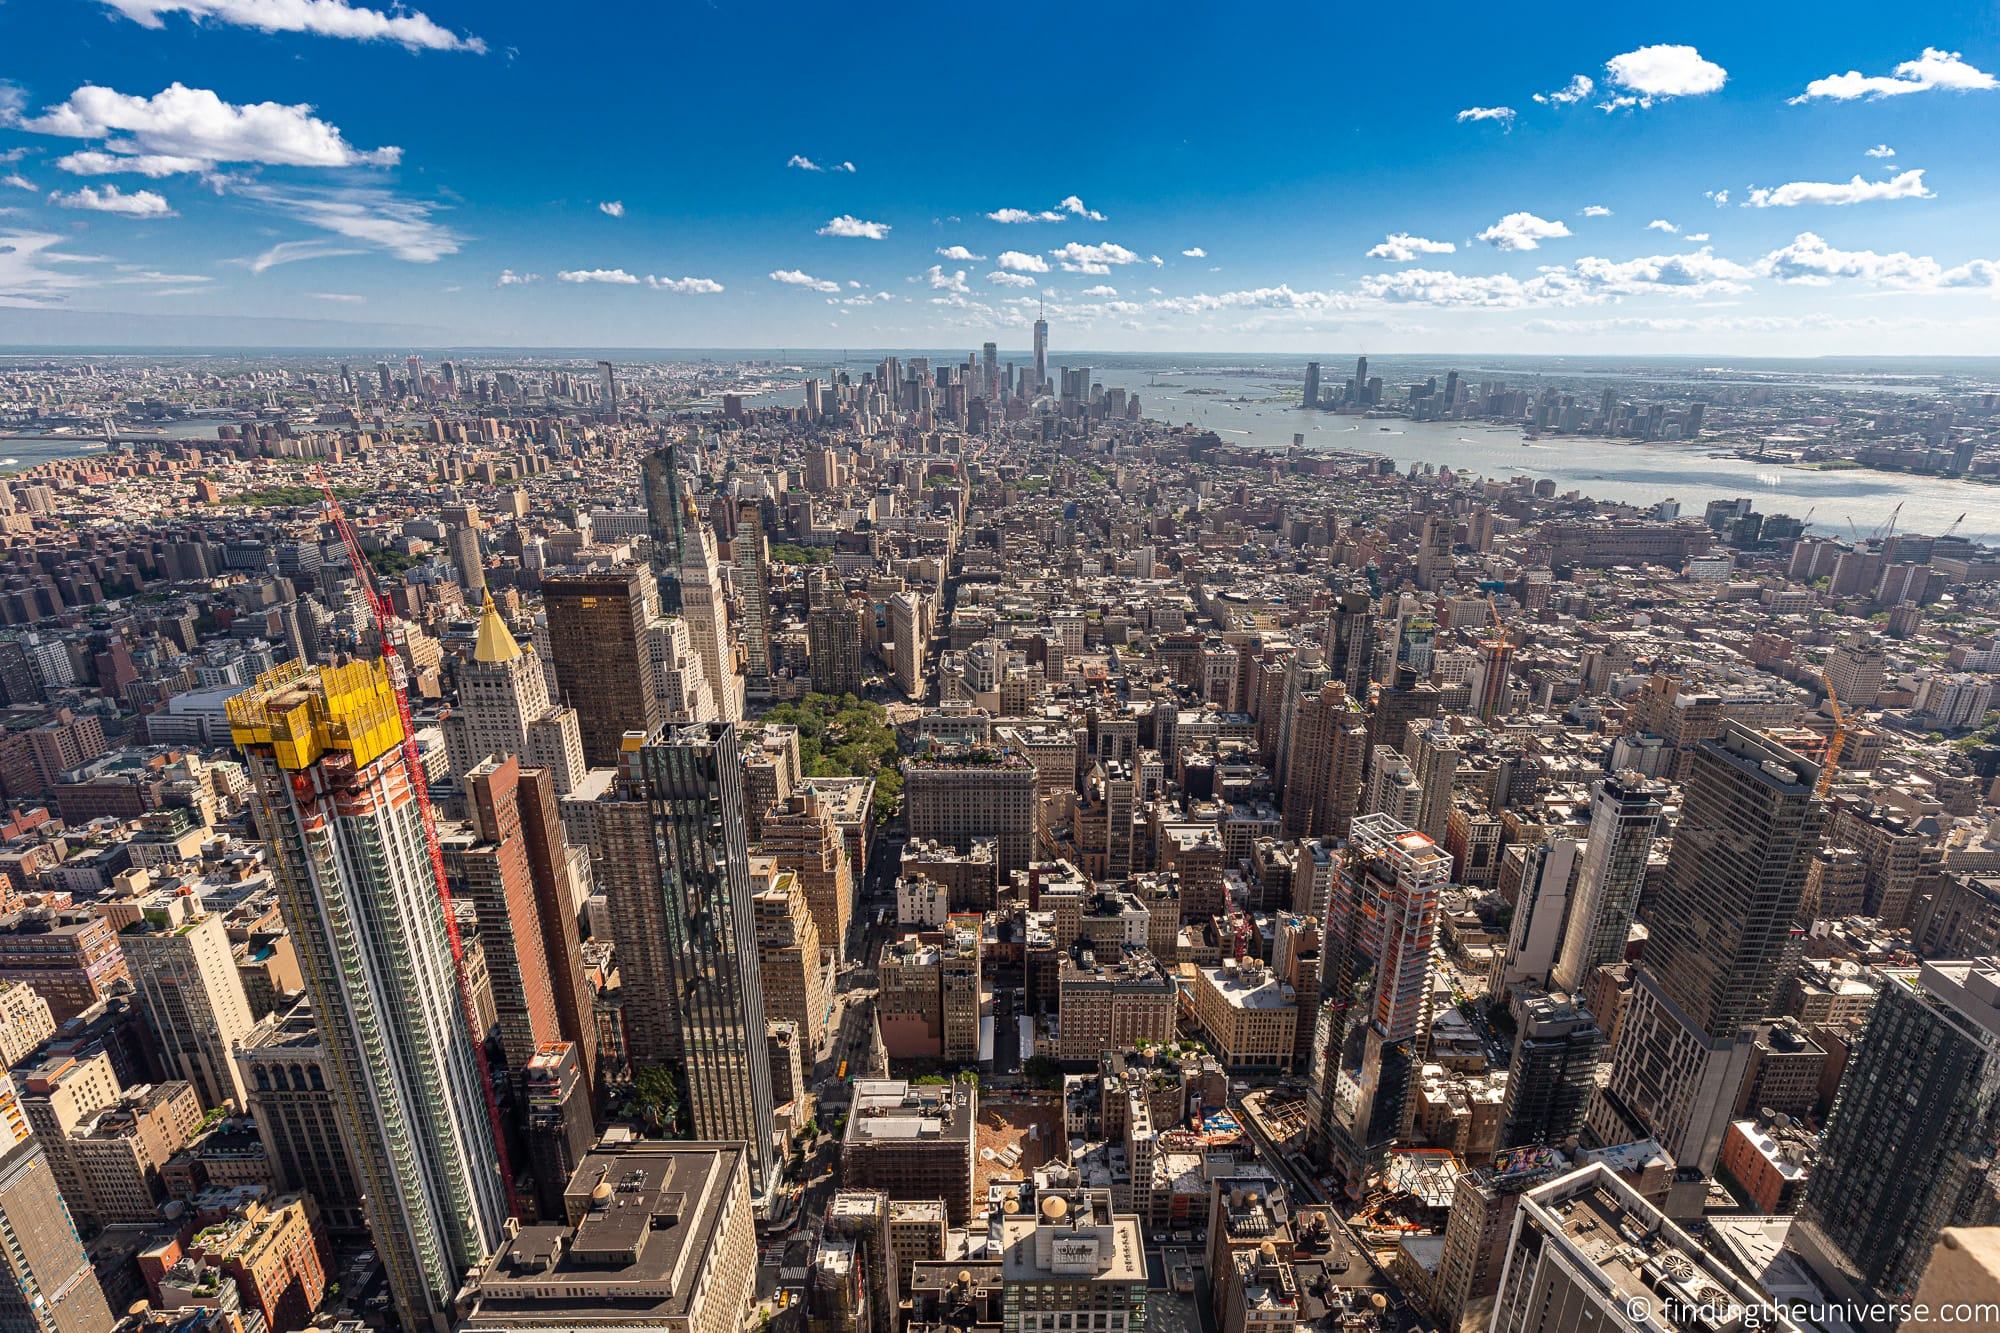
[542,568,659,766]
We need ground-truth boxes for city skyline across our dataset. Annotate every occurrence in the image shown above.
[0,2,1998,352]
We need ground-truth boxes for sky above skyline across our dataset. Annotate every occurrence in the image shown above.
[2,0,1999,354]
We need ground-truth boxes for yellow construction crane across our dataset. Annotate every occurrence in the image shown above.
[1818,670,1847,799]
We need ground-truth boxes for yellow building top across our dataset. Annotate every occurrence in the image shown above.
[228,658,407,772]
[472,592,524,665]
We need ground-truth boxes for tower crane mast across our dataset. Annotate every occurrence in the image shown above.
[315,467,520,1218]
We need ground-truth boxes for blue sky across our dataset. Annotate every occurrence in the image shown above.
[2,0,1999,352]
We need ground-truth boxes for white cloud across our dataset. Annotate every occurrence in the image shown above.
[987,196,1105,223]
[1534,74,1595,105]
[986,271,1036,288]
[1705,189,1730,207]
[1148,284,1354,317]
[1354,244,1756,309]
[1358,268,1572,307]
[1791,48,1996,103]
[936,244,984,261]
[99,0,482,50]
[1600,44,1727,109]
[18,83,399,173]
[1367,232,1456,261]
[1522,314,1896,337]
[244,238,359,272]
[496,269,539,286]
[1646,219,1678,233]
[0,228,206,305]
[786,155,854,173]
[770,269,841,293]
[228,181,459,262]
[1866,144,1896,158]
[49,183,175,216]
[1758,231,1999,290]
[1569,247,1756,294]
[1080,285,1118,297]
[54,150,207,177]
[1,174,33,191]
[1685,232,1710,242]
[924,265,968,293]
[1475,212,1571,251]
[1744,168,1933,208]
[598,200,624,218]
[1181,247,1206,258]
[308,291,363,302]
[647,275,724,294]
[1456,105,1515,125]
[1050,241,1143,273]
[559,268,638,284]
[817,214,890,239]
[1580,204,1613,217]
[996,250,1049,273]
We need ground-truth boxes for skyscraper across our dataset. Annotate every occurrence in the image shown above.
[235,997,367,1238]
[889,590,925,700]
[1313,813,1450,1193]
[0,1074,114,1333]
[1488,1164,1787,1333]
[1032,313,1048,394]
[118,894,257,1113]
[735,498,774,699]
[646,444,740,721]
[444,594,586,795]
[760,790,856,957]
[1416,513,1454,590]
[563,755,683,1069]
[628,722,777,1196]
[1282,681,1368,840]
[543,567,661,766]
[1498,992,1603,1150]
[1303,360,1322,409]
[1795,959,2000,1308]
[230,660,509,1332]
[1404,718,1459,844]
[1324,589,1374,696]
[1591,723,1822,1175]
[808,569,865,698]
[640,444,687,616]
[444,757,568,1073]
[1551,772,1667,994]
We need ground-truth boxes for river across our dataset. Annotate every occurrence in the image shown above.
[1092,366,1999,544]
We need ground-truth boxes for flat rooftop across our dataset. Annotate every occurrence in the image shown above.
[845,1079,975,1146]
[460,1141,745,1324]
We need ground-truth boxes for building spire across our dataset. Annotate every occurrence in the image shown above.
[473,591,524,664]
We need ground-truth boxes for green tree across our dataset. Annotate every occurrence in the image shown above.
[1022,1055,1062,1089]
[631,1064,685,1137]
[761,692,904,818]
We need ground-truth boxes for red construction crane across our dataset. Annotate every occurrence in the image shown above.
[1817,670,1847,801]
[315,468,520,1219]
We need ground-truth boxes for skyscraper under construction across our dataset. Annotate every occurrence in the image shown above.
[231,661,509,1333]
